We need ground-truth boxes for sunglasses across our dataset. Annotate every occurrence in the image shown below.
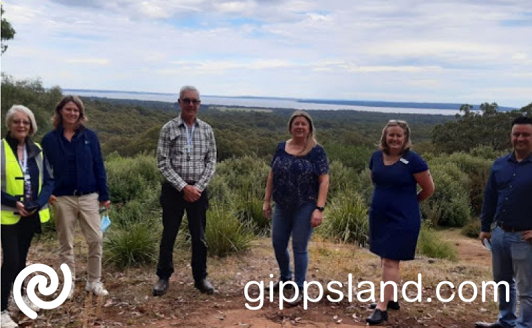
[180,98,201,105]
[388,119,407,124]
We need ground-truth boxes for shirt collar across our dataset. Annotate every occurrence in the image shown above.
[176,115,199,128]
[508,151,532,163]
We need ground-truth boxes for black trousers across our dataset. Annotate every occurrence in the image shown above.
[1,215,38,311]
[156,182,209,282]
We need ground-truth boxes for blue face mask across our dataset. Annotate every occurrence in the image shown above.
[100,207,111,233]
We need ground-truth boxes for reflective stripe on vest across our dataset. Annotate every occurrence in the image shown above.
[1,139,50,225]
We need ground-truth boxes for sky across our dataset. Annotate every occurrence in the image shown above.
[1,0,532,108]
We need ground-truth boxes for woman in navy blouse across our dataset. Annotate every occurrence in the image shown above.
[366,120,434,325]
[263,110,329,306]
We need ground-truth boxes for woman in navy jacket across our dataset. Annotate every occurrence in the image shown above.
[41,95,110,298]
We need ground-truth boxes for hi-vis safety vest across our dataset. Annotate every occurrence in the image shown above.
[1,139,50,225]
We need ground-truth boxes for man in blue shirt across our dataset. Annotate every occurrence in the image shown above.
[476,116,532,328]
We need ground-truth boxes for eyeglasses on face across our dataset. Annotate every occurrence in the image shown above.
[12,120,31,126]
[180,98,201,105]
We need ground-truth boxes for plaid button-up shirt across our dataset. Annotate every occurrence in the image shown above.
[157,115,216,192]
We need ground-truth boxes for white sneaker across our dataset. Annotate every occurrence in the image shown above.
[14,295,40,313]
[1,310,18,328]
[85,281,109,297]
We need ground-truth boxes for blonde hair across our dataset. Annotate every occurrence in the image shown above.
[5,105,38,137]
[379,119,412,154]
[287,110,318,156]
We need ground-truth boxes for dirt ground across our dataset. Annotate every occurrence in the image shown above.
[10,229,496,328]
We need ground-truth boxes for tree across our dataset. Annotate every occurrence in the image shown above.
[1,6,16,54]
[432,103,523,153]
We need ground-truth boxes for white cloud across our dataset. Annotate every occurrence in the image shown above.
[1,0,531,107]
[66,58,110,65]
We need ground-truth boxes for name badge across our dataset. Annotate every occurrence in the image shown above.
[400,158,409,164]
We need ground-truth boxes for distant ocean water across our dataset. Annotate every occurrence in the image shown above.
[66,90,466,116]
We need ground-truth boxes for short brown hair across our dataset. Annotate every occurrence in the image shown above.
[52,95,88,129]
[379,119,412,155]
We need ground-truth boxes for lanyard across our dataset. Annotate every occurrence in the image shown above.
[184,124,195,154]
[18,146,28,174]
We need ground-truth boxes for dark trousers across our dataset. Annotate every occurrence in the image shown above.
[156,182,209,282]
[1,216,37,311]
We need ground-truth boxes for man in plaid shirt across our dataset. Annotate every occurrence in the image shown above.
[153,85,217,296]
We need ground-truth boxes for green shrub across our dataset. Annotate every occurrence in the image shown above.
[469,145,505,160]
[104,222,159,269]
[328,161,358,198]
[319,190,369,246]
[106,153,161,204]
[447,152,492,215]
[215,155,270,200]
[235,195,270,236]
[204,206,255,257]
[461,219,481,238]
[355,168,374,207]
[112,197,160,229]
[324,143,373,172]
[417,224,457,261]
[208,175,235,205]
[422,162,471,227]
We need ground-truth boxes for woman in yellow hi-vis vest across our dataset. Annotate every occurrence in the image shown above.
[1,105,54,328]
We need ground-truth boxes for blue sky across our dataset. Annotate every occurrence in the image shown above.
[2,0,531,108]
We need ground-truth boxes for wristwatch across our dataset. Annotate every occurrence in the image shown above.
[315,205,325,212]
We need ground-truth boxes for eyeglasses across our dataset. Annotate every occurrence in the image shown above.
[180,98,201,105]
[12,120,31,126]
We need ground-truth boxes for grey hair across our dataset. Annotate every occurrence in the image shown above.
[179,85,200,99]
[5,105,38,137]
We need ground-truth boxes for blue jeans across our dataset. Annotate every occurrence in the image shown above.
[491,227,532,328]
[271,203,314,289]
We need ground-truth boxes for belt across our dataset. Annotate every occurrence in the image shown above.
[73,190,93,197]
[186,181,196,185]
[497,222,530,233]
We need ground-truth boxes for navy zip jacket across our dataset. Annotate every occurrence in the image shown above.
[41,126,110,202]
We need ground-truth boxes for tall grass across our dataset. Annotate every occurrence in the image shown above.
[234,192,270,236]
[104,222,159,269]
[417,223,458,261]
[319,190,369,246]
[205,206,255,257]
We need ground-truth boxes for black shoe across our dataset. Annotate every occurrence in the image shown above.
[266,281,295,294]
[152,279,169,296]
[369,300,400,310]
[286,288,303,307]
[366,309,388,325]
[474,322,504,328]
[194,279,214,294]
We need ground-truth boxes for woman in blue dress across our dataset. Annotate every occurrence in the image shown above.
[263,110,329,306]
[366,120,434,325]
